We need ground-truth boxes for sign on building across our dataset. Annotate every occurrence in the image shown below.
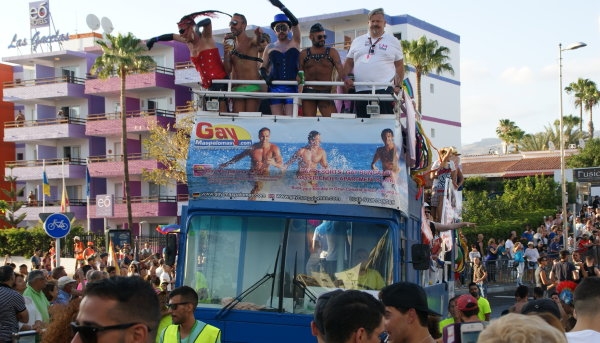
[96,194,114,217]
[29,1,50,29]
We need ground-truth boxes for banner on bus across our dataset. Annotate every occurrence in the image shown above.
[186,117,409,211]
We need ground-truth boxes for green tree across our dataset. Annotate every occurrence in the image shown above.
[520,132,550,151]
[1,174,26,228]
[565,78,593,132]
[142,112,193,185]
[401,36,454,113]
[507,127,526,152]
[501,176,559,211]
[566,138,600,168]
[91,33,156,231]
[495,119,517,154]
[583,82,600,139]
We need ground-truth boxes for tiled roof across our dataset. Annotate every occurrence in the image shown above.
[461,153,566,178]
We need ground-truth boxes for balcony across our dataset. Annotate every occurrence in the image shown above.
[174,61,201,87]
[85,109,176,137]
[87,195,178,219]
[85,66,176,96]
[13,200,87,224]
[4,158,86,181]
[88,153,161,177]
[4,117,86,142]
[3,76,86,103]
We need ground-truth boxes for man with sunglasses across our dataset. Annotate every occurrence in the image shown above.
[260,0,301,116]
[343,8,404,118]
[158,286,221,343]
[298,23,346,117]
[146,11,229,111]
[72,276,159,343]
[223,13,264,113]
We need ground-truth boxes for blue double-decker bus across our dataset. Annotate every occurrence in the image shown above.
[174,88,449,343]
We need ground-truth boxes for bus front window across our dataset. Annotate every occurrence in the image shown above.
[182,215,392,314]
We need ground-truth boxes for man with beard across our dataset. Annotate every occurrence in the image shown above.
[343,8,404,117]
[468,282,492,321]
[146,11,229,111]
[260,0,301,116]
[223,13,264,113]
[298,23,345,117]
[159,286,221,343]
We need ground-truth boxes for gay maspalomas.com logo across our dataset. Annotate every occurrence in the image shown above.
[193,122,253,147]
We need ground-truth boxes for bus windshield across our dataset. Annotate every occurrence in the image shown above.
[182,214,393,314]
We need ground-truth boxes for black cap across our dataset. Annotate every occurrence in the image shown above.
[521,299,561,320]
[380,282,441,316]
[310,23,325,33]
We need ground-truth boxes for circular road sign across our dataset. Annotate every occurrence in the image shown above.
[44,213,71,239]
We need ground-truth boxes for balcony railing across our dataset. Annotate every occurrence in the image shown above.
[89,195,179,204]
[85,65,175,79]
[3,75,86,88]
[87,108,176,121]
[4,116,86,128]
[5,157,86,168]
[88,153,152,163]
[175,61,194,70]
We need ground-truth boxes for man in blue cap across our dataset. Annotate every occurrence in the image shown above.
[260,0,301,115]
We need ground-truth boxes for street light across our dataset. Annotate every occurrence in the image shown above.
[559,42,586,248]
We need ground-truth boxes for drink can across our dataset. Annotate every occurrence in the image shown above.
[225,38,235,52]
[347,73,354,81]
[298,70,305,85]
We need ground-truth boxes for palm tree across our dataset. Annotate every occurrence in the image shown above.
[565,78,592,132]
[91,33,156,231]
[520,132,551,151]
[583,82,600,139]
[496,119,517,154]
[401,36,454,113]
[507,128,525,152]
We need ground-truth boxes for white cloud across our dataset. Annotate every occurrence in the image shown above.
[500,67,534,84]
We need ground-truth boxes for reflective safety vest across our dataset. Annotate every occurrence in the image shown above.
[159,320,221,343]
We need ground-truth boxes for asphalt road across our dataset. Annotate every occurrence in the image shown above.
[486,290,517,319]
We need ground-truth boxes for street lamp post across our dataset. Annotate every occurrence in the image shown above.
[559,42,586,249]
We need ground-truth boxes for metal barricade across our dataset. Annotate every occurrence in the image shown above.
[12,330,38,343]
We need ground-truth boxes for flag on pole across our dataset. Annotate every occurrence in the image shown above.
[85,167,91,197]
[42,171,51,196]
[60,183,70,212]
[108,239,121,275]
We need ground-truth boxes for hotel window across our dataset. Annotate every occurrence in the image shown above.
[430,128,436,138]
[430,83,435,94]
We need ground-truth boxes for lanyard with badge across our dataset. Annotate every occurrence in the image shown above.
[365,36,382,61]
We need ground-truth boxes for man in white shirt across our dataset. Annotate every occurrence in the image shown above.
[566,277,600,343]
[343,8,404,117]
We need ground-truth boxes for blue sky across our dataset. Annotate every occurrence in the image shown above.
[2,0,600,146]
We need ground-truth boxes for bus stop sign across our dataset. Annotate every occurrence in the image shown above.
[44,213,71,239]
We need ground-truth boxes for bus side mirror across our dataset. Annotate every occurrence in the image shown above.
[164,233,178,266]
[411,244,431,270]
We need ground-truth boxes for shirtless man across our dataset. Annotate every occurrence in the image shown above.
[298,23,345,117]
[285,130,328,188]
[223,13,263,113]
[146,11,229,111]
[371,128,399,189]
[219,127,283,199]
[260,0,301,116]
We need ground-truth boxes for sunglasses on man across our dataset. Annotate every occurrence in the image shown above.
[275,24,289,33]
[71,322,148,343]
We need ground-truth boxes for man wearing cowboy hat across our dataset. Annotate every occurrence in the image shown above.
[259,0,301,116]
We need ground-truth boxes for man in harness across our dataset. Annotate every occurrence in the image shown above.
[223,13,264,113]
[298,23,346,117]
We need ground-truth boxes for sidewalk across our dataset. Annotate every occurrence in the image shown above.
[10,256,78,276]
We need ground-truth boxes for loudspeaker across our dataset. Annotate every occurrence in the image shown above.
[411,244,431,270]
[164,233,178,266]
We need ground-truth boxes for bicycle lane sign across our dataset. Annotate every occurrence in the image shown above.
[44,213,71,239]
